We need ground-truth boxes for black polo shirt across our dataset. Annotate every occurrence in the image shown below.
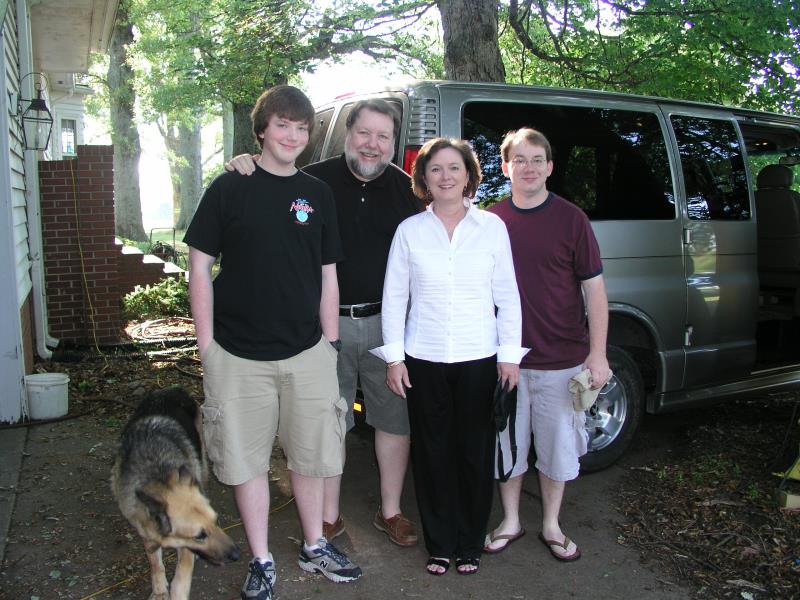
[184,166,343,360]
[303,155,423,305]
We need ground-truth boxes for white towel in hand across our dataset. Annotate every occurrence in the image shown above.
[568,369,613,412]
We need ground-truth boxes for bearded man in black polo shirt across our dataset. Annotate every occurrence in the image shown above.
[227,99,424,548]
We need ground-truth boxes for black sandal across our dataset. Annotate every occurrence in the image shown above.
[426,557,450,576]
[455,557,480,575]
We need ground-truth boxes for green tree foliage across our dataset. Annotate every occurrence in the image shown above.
[129,0,444,221]
[130,0,440,144]
[123,277,191,320]
[500,0,800,113]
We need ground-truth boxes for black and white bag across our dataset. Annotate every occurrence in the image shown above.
[493,380,518,482]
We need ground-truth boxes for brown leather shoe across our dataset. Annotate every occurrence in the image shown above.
[323,515,345,541]
[373,510,418,546]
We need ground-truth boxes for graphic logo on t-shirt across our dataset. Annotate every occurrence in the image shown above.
[289,198,315,225]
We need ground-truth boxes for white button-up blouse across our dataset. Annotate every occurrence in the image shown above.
[371,201,529,365]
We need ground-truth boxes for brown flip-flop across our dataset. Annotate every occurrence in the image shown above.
[538,532,581,561]
[482,528,526,554]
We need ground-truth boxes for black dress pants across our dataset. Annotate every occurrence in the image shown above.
[405,353,497,559]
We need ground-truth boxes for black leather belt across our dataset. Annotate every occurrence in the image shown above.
[339,302,381,319]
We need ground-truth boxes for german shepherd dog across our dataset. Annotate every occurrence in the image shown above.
[111,387,240,599]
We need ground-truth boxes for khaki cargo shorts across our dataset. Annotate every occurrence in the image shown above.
[200,336,347,486]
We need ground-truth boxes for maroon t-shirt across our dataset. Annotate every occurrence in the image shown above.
[488,193,603,370]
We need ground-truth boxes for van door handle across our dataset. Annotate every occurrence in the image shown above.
[683,228,692,245]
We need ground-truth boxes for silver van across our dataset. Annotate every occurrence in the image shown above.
[299,80,800,470]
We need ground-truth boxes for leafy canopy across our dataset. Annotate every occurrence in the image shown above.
[500,0,800,113]
[130,0,441,113]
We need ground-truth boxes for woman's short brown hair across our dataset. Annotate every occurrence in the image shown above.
[251,85,315,149]
[411,138,483,200]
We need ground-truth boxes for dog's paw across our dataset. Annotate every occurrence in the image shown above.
[148,593,169,600]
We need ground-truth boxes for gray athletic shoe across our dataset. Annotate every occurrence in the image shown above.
[297,538,362,583]
[241,558,276,600]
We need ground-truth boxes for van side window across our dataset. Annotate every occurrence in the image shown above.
[327,104,356,159]
[671,116,750,220]
[297,108,334,168]
[462,102,675,220]
[562,146,598,212]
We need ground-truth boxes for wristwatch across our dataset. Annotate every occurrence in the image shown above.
[329,339,342,352]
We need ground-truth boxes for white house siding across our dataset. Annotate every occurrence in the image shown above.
[4,2,31,307]
[1,0,27,422]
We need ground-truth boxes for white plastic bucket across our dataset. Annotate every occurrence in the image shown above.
[25,373,70,420]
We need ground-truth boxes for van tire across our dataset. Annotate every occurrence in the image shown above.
[579,345,644,473]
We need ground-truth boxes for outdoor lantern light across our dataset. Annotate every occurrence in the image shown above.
[12,73,54,151]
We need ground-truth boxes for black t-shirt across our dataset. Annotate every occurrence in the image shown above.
[303,155,423,305]
[184,165,343,361]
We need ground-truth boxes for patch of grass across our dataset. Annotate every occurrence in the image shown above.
[745,482,760,501]
[104,417,121,428]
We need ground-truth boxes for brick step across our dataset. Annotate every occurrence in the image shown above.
[115,238,187,295]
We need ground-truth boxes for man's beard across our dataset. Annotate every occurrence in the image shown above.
[345,148,389,180]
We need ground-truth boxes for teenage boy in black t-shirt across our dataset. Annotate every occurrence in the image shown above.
[185,85,361,600]
[226,101,424,548]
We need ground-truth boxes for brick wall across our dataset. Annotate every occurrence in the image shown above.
[38,145,123,344]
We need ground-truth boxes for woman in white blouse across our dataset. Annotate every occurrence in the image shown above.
[371,138,527,576]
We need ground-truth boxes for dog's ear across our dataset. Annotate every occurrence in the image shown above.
[177,465,195,486]
[136,489,172,536]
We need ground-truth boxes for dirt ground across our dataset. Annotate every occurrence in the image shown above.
[1,334,799,599]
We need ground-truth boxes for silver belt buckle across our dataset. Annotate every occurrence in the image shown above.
[350,303,365,320]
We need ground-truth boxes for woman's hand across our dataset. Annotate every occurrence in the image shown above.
[386,362,412,399]
[497,362,519,391]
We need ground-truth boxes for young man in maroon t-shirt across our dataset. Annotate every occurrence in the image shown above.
[484,128,610,562]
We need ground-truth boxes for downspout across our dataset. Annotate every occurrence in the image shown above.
[17,0,55,359]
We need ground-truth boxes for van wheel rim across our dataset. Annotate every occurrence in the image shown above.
[585,377,627,452]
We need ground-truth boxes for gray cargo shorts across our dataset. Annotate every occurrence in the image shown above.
[338,313,410,436]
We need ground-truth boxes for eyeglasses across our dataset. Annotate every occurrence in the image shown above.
[510,157,548,168]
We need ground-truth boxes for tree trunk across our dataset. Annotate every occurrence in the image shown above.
[222,100,234,162]
[161,120,180,224]
[174,117,202,230]
[232,102,256,157]
[108,1,146,241]
[437,0,505,82]
[161,113,203,231]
